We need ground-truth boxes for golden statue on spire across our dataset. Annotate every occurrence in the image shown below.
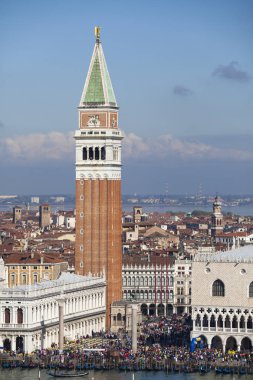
[95,26,100,42]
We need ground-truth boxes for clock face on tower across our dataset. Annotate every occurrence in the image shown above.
[87,115,100,127]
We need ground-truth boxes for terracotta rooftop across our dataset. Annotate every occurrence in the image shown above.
[4,252,67,265]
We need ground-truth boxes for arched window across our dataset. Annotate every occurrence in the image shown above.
[210,314,215,328]
[95,147,99,160]
[225,315,230,328]
[82,147,87,160]
[240,315,245,329]
[212,279,225,297]
[17,308,23,324]
[117,313,122,321]
[196,314,201,326]
[247,316,253,329]
[5,308,10,324]
[89,147,93,160]
[11,274,15,286]
[217,315,223,328]
[232,315,238,329]
[101,147,106,160]
[249,282,253,297]
[203,314,208,327]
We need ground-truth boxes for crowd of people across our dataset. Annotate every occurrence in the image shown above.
[1,314,253,372]
[139,314,191,347]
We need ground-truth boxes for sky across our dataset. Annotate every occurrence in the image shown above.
[0,0,253,195]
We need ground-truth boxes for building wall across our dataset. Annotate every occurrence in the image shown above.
[6,262,68,287]
[191,260,253,351]
[0,274,106,353]
[122,263,174,316]
[122,258,193,316]
[75,178,122,326]
[192,261,253,308]
[111,302,142,334]
[173,260,192,314]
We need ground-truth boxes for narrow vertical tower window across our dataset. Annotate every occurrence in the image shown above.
[75,27,123,327]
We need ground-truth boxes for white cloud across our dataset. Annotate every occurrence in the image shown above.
[123,133,253,161]
[1,132,74,162]
[1,131,253,164]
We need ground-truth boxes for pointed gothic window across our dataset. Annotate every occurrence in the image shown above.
[212,279,225,297]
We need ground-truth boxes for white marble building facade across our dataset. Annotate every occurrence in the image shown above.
[122,261,175,316]
[0,272,106,353]
[191,247,253,351]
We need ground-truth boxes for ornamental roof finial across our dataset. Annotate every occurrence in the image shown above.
[95,26,101,43]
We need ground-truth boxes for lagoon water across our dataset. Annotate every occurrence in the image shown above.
[0,369,252,380]
[1,203,253,217]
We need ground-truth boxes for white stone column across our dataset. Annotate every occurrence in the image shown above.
[11,336,16,351]
[13,308,16,325]
[24,335,28,353]
[25,305,29,325]
[132,304,138,353]
[57,298,65,350]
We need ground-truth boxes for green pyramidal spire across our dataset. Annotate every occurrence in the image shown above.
[80,28,117,108]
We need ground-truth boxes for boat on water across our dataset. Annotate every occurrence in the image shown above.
[48,369,89,377]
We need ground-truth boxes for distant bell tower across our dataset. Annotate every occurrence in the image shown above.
[75,27,123,326]
[39,204,51,229]
[211,195,223,236]
[13,206,22,224]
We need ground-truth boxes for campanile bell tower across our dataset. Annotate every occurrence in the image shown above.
[75,28,123,326]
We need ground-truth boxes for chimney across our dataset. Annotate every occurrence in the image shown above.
[40,256,44,264]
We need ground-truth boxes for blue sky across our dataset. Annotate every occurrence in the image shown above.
[0,0,252,195]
